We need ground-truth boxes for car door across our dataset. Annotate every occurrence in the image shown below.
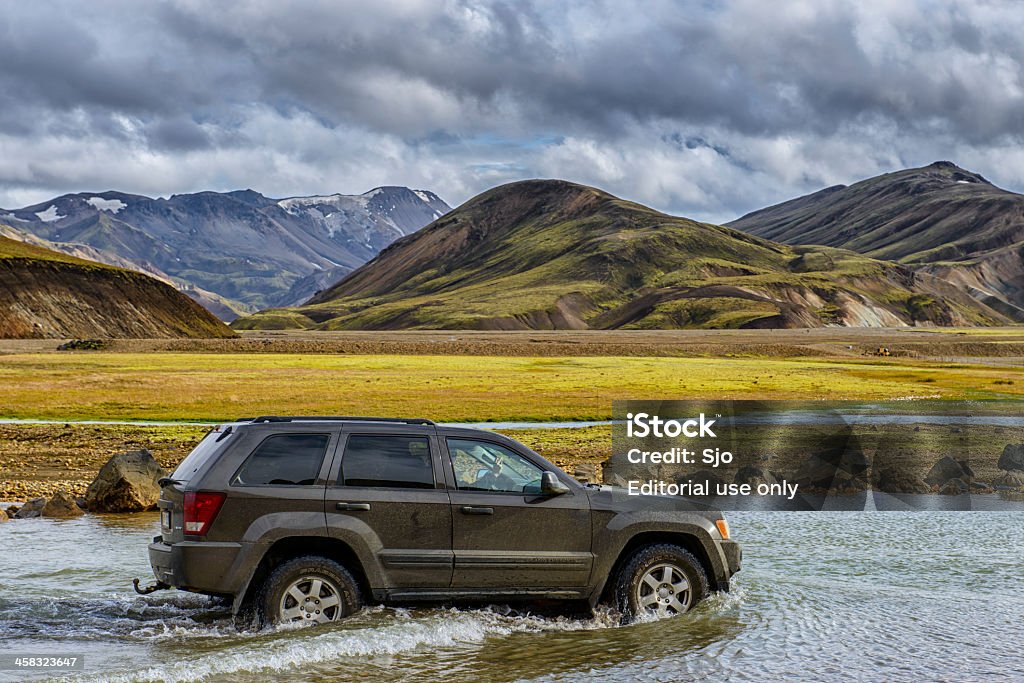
[441,433,593,590]
[214,428,337,543]
[325,424,453,590]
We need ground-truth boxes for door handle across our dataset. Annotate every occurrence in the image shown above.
[460,505,494,515]
[336,502,371,511]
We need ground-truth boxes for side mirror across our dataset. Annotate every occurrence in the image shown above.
[540,471,570,495]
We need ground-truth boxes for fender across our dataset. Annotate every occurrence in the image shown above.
[230,511,384,613]
[588,511,724,602]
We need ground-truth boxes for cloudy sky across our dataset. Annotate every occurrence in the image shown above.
[2,0,1024,222]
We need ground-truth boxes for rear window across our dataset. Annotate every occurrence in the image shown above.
[171,429,227,483]
[232,433,331,486]
[340,434,434,489]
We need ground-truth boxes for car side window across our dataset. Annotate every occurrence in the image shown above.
[340,434,435,489]
[232,433,330,486]
[447,438,544,494]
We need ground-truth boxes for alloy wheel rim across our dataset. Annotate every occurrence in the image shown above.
[279,575,342,624]
[635,562,692,617]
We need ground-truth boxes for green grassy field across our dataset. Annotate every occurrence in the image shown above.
[1,346,1021,500]
[1,351,1021,422]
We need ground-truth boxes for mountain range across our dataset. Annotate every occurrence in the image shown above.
[0,228,233,338]
[233,178,1010,331]
[6,160,1023,335]
[728,161,1024,321]
[1,186,450,320]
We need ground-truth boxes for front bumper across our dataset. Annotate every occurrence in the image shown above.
[712,539,742,591]
[720,539,742,576]
[148,537,244,596]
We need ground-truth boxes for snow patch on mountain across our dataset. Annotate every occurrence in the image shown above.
[278,194,370,212]
[86,197,127,213]
[35,206,64,222]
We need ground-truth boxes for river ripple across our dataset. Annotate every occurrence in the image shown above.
[0,511,1021,682]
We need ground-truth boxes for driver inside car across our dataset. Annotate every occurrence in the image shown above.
[472,453,519,491]
[453,444,519,491]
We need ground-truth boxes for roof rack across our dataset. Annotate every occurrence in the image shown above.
[237,416,436,426]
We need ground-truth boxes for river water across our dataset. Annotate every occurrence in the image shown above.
[1,511,1021,682]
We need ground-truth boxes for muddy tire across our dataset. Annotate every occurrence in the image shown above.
[615,544,708,623]
[257,555,362,627]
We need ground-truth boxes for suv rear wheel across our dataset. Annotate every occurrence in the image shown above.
[258,556,362,626]
[615,544,708,622]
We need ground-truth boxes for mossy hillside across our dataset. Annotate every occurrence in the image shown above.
[236,181,1005,331]
[0,234,105,266]
[622,297,782,329]
[726,162,1024,316]
[729,162,1024,264]
[290,240,996,330]
[231,309,318,330]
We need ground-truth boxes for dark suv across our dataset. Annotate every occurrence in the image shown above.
[146,417,740,625]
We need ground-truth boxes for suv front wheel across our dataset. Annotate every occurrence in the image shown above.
[615,544,709,622]
[258,556,363,626]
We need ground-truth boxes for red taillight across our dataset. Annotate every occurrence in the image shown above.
[183,491,226,536]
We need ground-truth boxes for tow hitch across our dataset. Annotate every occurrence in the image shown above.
[133,578,170,595]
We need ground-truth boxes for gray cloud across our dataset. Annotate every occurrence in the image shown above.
[1,0,1024,222]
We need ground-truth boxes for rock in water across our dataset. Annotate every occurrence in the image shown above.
[14,497,47,518]
[41,490,85,518]
[0,509,8,522]
[998,444,1024,472]
[84,450,167,512]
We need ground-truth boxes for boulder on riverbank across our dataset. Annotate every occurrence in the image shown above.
[84,450,167,512]
[998,444,1024,472]
[993,470,1024,490]
[924,456,973,488]
[874,466,931,494]
[14,497,46,518]
[41,490,85,518]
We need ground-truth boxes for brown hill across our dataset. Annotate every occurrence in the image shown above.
[0,231,235,339]
[727,161,1024,319]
